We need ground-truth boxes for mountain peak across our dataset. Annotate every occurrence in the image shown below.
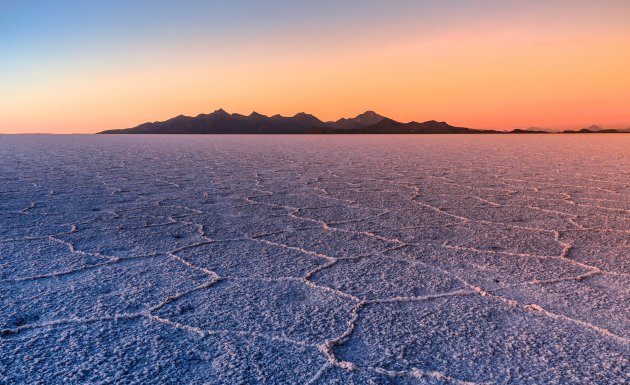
[355,110,379,118]
[353,111,385,126]
[212,108,230,116]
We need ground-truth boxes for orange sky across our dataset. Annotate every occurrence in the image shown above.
[1,1,629,133]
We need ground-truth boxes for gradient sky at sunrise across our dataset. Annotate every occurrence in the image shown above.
[1,0,630,133]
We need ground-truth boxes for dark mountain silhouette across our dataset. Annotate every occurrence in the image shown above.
[510,128,549,134]
[97,110,630,135]
[99,109,492,135]
[562,125,629,134]
[327,111,386,130]
[521,126,552,132]
[100,109,327,134]
[313,118,495,134]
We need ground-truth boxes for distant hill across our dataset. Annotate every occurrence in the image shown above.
[562,125,630,134]
[521,126,552,132]
[327,111,386,130]
[97,110,630,135]
[510,128,549,134]
[313,117,494,134]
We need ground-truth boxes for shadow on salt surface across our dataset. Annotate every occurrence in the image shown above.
[0,319,325,385]
[0,256,209,329]
[153,279,356,345]
[337,295,629,385]
[175,239,325,278]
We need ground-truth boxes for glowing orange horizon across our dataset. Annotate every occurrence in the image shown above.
[2,2,629,134]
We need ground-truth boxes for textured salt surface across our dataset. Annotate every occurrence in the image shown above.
[0,134,629,384]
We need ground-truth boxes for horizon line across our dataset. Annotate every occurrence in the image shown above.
[102,108,630,134]
[2,108,629,135]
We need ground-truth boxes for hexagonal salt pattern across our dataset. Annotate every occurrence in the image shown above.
[1,134,629,384]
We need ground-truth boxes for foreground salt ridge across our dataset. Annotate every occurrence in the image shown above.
[1,135,629,384]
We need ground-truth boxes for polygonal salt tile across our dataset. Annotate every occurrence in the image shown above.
[496,274,630,338]
[438,222,563,256]
[577,212,630,231]
[0,255,210,329]
[444,205,575,231]
[0,238,109,280]
[0,213,72,240]
[194,206,316,240]
[332,206,458,233]
[388,245,591,291]
[311,255,463,300]
[561,230,630,274]
[259,228,397,259]
[337,295,628,385]
[175,239,325,278]
[250,191,342,209]
[331,190,415,211]
[0,318,326,385]
[54,222,206,258]
[153,279,356,344]
[82,203,202,230]
[312,364,447,385]
[297,205,388,226]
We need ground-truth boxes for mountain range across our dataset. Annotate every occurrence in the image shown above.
[97,110,630,134]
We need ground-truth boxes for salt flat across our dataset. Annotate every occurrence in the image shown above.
[0,134,628,384]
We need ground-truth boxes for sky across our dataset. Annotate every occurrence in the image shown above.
[1,0,630,133]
